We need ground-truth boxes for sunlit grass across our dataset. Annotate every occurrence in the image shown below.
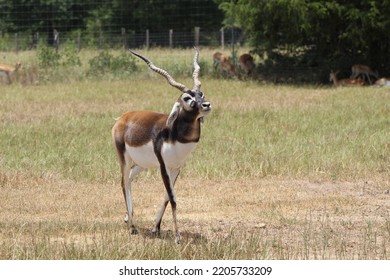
[0,48,389,260]
[1,78,389,182]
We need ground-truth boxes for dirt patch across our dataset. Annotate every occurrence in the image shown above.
[1,172,389,259]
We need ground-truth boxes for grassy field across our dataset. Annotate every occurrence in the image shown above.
[0,48,389,259]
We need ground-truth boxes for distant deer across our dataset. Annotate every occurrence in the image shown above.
[238,53,256,76]
[330,70,366,87]
[350,64,378,85]
[213,51,235,77]
[0,62,22,84]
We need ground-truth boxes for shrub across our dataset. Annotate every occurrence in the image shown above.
[61,42,81,67]
[87,51,137,77]
[37,42,81,69]
[37,44,61,68]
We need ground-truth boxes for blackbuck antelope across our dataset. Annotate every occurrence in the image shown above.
[238,53,256,76]
[213,51,235,77]
[0,62,22,84]
[350,64,378,85]
[330,70,365,87]
[112,48,211,244]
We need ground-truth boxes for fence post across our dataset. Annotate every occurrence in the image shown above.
[230,16,236,66]
[99,31,103,49]
[15,33,18,54]
[53,29,59,52]
[121,27,128,50]
[77,31,81,52]
[169,29,173,48]
[220,27,224,50]
[33,32,39,48]
[145,29,149,50]
[194,26,200,47]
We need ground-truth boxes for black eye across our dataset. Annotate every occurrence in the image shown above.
[183,96,192,102]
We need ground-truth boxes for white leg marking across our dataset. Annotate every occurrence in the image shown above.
[122,162,131,224]
[124,164,144,234]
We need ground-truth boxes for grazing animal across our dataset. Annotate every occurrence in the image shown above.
[112,48,211,244]
[330,70,365,87]
[0,62,22,84]
[350,64,378,85]
[238,53,256,76]
[212,51,235,77]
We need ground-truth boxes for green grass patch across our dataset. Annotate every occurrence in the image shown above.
[1,79,389,182]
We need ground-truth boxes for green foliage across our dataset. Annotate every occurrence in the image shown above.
[218,0,390,74]
[0,33,12,51]
[37,42,81,69]
[0,0,223,35]
[37,44,61,68]
[87,51,137,77]
[61,42,82,67]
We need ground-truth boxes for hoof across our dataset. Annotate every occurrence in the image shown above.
[151,229,160,237]
[123,215,129,223]
[175,233,181,244]
[130,227,138,235]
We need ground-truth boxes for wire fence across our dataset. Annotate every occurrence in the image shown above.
[0,27,245,52]
[0,0,245,52]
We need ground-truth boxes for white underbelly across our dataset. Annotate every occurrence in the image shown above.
[126,142,159,168]
[125,141,197,169]
[0,72,9,78]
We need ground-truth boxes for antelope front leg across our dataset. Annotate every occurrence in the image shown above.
[154,167,181,243]
[151,193,169,236]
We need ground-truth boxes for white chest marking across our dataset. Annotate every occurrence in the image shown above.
[125,141,197,170]
[161,142,197,169]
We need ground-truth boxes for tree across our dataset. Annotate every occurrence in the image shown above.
[0,0,92,46]
[217,0,390,78]
[1,0,224,48]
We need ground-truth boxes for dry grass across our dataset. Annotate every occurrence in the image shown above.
[0,49,389,259]
[1,170,389,259]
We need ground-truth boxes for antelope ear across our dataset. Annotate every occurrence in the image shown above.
[166,102,180,128]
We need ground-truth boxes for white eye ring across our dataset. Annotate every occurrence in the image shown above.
[182,92,195,104]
